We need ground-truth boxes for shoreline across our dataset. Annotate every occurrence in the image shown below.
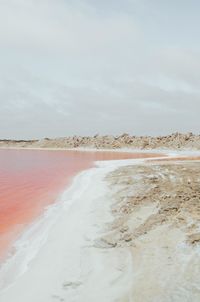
[0,150,167,276]
[0,165,98,292]
[0,158,140,301]
[0,159,106,288]
[1,146,200,160]
[1,151,200,301]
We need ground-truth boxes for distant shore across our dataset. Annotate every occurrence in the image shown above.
[1,132,200,150]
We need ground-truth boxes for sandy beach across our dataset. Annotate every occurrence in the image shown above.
[0,151,200,301]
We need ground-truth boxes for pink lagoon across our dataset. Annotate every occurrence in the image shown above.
[0,149,160,264]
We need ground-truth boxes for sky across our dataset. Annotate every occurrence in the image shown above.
[0,0,200,139]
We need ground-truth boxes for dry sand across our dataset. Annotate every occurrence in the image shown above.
[102,158,200,301]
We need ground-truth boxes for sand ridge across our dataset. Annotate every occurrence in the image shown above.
[1,132,200,150]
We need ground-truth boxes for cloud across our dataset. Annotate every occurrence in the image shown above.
[0,0,199,138]
[0,0,139,56]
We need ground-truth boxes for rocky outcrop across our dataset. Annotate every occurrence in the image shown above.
[1,132,200,150]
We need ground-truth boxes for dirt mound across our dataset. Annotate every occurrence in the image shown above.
[1,132,200,150]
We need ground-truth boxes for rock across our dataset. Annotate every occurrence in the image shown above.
[120,226,128,233]
[123,234,132,242]
[187,233,200,245]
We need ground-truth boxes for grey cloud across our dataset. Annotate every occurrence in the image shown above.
[0,0,200,138]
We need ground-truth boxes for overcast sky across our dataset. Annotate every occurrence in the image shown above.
[0,0,200,139]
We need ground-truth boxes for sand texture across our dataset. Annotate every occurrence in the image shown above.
[103,159,200,301]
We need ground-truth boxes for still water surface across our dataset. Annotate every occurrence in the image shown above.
[0,149,160,262]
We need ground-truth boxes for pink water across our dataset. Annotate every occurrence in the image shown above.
[0,149,162,263]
